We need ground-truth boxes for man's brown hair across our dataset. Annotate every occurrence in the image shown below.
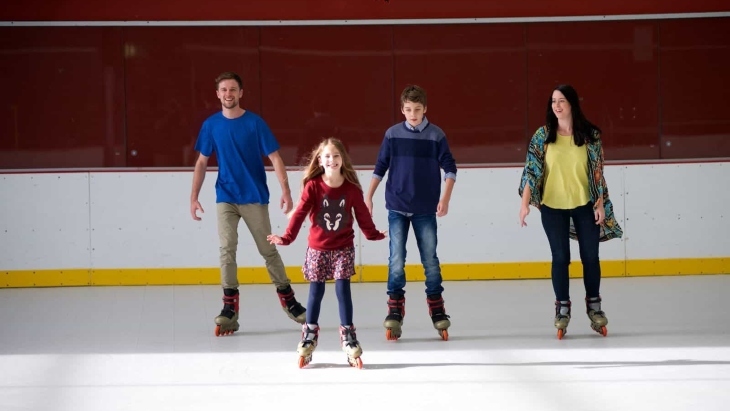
[215,72,243,90]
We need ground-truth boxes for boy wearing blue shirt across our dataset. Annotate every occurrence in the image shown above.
[365,85,457,341]
[190,72,306,336]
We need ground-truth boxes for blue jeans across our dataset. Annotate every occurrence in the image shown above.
[386,210,444,297]
[540,202,601,302]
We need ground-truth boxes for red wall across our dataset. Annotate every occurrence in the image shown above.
[2,0,727,21]
[1,17,729,168]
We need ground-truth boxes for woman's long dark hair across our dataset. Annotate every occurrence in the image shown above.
[545,84,601,146]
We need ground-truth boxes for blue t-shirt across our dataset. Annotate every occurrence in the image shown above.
[194,111,280,205]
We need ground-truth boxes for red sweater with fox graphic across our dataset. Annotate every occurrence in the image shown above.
[280,176,385,251]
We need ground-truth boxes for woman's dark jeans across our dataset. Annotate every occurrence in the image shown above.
[540,202,601,302]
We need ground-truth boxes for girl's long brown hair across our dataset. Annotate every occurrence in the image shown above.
[287,137,361,219]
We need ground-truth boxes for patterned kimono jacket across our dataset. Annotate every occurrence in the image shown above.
[518,126,623,242]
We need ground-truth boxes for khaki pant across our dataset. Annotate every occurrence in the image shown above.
[216,202,291,290]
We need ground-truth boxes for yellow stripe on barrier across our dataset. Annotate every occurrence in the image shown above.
[2,258,727,288]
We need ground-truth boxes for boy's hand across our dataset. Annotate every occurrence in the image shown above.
[267,234,284,245]
[437,199,449,217]
[365,198,374,216]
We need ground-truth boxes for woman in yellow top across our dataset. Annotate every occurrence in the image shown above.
[518,84,623,340]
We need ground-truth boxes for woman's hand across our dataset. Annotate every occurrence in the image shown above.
[519,205,530,227]
[594,203,605,225]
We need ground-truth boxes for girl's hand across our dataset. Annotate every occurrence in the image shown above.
[267,234,283,245]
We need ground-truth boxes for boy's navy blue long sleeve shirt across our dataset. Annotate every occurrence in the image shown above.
[373,118,457,214]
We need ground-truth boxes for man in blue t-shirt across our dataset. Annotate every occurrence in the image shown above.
[365,85,457,342]
[190,71,306,336]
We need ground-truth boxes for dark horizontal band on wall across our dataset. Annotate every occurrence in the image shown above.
[2,12,730,26]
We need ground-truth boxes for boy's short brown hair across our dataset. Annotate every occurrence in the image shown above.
[400,85,427,108]
[215,72,243,90]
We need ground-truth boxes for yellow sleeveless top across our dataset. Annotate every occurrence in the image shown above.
[541,134,590,209]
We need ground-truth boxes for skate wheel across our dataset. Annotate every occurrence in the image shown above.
[385,329,399,341]
[439,329,449,341]
[215,325,235,337]
[298,356,308,369]
[600,326,608,337]
[557,329,565,340]
[354,357,363,369]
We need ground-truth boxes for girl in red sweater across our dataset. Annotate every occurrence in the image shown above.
[267,138,387,369]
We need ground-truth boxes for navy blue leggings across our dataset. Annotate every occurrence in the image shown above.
[305,279,353,326]
[540,202,601,302]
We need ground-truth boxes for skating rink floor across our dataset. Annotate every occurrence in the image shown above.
[1,274,728,411]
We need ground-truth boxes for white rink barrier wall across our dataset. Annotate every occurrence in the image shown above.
[0,162,728,287]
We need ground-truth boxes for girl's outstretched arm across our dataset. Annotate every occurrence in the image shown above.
[273,181,315,245]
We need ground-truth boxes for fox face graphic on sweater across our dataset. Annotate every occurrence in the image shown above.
[316,196,349,232]
[280,177,386,251]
